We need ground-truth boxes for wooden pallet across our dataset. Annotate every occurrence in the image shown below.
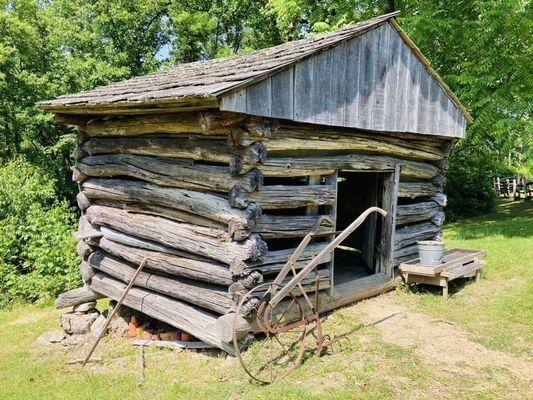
[399,248,486,298]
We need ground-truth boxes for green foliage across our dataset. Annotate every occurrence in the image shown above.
[0,159,79,307]
[444,151,498,221]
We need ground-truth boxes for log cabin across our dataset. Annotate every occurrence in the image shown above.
[38,11,471,353]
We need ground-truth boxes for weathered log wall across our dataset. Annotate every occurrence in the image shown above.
[61,109,451,352]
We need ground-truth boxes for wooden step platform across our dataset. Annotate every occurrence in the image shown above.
[399,248,486,298]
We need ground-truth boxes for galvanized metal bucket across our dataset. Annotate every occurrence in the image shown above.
[417,241,445,266]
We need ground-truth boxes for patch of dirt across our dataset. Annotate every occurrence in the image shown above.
[354,292,533,384]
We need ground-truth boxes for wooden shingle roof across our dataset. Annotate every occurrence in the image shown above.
[39,11,472,136]
[40,13,399,110]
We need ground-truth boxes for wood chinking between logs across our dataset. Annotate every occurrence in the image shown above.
[40,12,471,353]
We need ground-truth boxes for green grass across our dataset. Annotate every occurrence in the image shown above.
[396,199,533,356]
[0,199,531,399]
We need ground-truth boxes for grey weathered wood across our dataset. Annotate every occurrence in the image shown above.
[394,221,440,249]
[431,193,448,207]
[252,154,440,179]
[85,205,267,264]
[80,261,96,284]
[98,233,233,285]
[255,215,334,239]
[247,125,446,162]
[55,287,104,309]
[89,252,234,314]
[76,192,91,211]
[229,184,335,210]
[82,178,260,234]
[75,154,262,193]
[380,165,400,275]
[81,112,230,137]
[198,111,247,131]
[396,201,441,225]
[90,273,235,353]
[219,23,467,138]
[398,182,440,198]
[392,243,418,266]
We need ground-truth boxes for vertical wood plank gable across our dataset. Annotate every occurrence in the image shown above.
[371,24,390,130]
[271,68,294,119]
[329,42,347,124]
[294,58,314,122]
[357,27,379,129]
[311,50,333,124]
[344,36,363,126]
[383,24,400,132]
[246,77,271,117]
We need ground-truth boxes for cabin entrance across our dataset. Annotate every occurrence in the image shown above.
[332,170,391,287]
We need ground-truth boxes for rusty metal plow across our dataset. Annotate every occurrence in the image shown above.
[232,207,387,383]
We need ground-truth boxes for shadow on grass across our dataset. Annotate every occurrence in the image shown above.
[445,199,533,240]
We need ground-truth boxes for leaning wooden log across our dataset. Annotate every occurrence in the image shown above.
[85,205,267,264]
[75,154,262,193]
[98,233,233,285]
[248,154,440,179]
[394,221,441,249]
[398,182,440,198]
[236,126,445,161]
[55,286,104,309]
[229,184,336,210]
[89,252,234,314]
[255,215,334,239]
[80,112,230,137]
[82,178,260,234]
[199,111,247,132]
[216,273,398,344]
[396,201,441,226]
[90,273,235,353]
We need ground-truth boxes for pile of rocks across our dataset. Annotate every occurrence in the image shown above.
[37,300,130,346]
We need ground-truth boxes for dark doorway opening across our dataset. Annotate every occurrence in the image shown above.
[333,171,383,284]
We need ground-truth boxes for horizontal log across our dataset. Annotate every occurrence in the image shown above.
[89,252,234,314]
[396,201,441,225]
[75,153,262,192]
[81,136,231,164]
[255,215,334,239]
[82,178,260,236]
[432,174,447,187]
[249,154,439,179]
[81,137,266,170]
[76,192,91,211]
[77,240,93,259]
[80,261,96,284]
[236,126,445,161]
[199,111,247,131]
[229,184,335,210]
[393,244,419,266]
[98,235,232,285]
[431,211,445,227]
[398,182,440,198]
[230,242,330,277]
[90,273,234,353]
[244,116,279,139]
[55,287,104,309]
[85,205,267,264]
[431,193,447,207]
[229,142,267,175]
[394,221,440,249]
[81,112,229,137]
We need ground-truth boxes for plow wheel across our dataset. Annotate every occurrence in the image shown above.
[232,283,307,384]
